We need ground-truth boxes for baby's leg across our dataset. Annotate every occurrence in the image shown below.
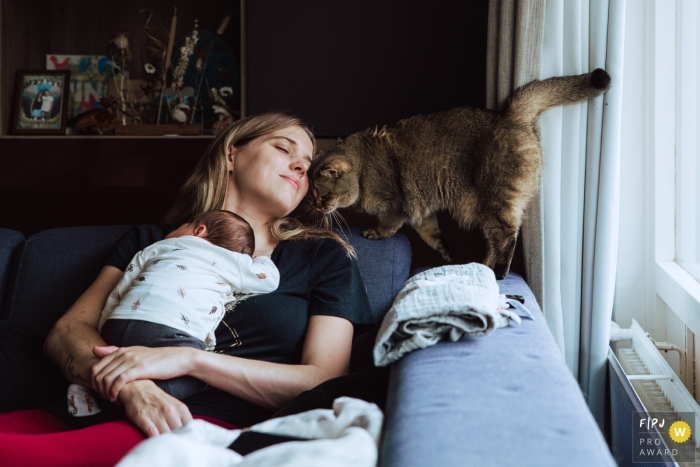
[101,320,208,400]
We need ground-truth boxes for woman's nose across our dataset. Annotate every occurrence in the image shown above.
[293,158,310,175]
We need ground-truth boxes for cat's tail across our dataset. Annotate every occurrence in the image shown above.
[504,69,611,125]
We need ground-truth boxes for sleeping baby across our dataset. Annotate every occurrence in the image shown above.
[96,209,280,400]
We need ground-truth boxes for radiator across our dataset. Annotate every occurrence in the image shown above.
[609,319,700,466]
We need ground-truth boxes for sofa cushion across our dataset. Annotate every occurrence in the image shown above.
[0,228,24,317]
[5,226,130,337]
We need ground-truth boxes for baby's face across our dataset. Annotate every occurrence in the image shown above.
[165,223,208,240]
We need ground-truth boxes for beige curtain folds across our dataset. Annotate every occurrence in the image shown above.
[486,0,546,310]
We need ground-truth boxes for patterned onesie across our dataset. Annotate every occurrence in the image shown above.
[97,235,279,399]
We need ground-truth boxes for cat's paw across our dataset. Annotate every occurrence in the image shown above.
[437,235,454,262]
[494,262,510,280]
[362,228,381,240]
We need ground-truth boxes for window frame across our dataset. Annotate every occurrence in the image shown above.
[651,0,700,338]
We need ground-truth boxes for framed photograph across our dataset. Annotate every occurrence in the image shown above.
[12,70,70,135]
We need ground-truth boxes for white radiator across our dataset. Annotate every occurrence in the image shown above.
[608,319,700,466]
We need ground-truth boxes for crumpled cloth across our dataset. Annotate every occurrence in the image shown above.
[373,263,521,367]
[117,397,383,467]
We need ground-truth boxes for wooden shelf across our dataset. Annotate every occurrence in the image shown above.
[0,0,243,137]
[0,135,215,140]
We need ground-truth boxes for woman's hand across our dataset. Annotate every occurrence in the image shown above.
[43,266,123,388]
[91,345,195,402]
[119,379,192,437]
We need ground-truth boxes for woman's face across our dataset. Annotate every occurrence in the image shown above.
[227,125,313,219]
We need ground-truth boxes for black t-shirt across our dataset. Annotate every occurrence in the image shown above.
[104,224,374,426]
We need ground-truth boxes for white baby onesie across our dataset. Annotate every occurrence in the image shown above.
[98,236,279,350]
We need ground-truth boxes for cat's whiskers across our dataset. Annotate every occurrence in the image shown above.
[331,210,350,237]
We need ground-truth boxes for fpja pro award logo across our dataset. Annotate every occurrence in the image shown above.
[633,412,695,463]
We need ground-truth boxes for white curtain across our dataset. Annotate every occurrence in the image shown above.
[487,0,626,428]
[539,0,626,428]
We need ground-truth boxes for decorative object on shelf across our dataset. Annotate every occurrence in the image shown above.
[106,79,152,105]
[94,5,242,136]
[107,31,136,126]
[71,98,118,135]
[45,55,118,119]
[168,17,240,132]
[12,70,71,135]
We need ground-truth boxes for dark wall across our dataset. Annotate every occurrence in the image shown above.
[1,1,500,271]
[0,138,210,236]
[246,1,506,270]
[247,0,488,136]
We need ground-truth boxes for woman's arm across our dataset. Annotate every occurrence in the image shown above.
[45,264,193,436]
[43,265,123,386]
[192,314,353,409]
[93,314,354,409]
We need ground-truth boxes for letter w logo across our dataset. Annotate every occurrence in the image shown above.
[674,427,686,437]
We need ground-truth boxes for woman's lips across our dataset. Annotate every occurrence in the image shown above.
[280,175,299,189]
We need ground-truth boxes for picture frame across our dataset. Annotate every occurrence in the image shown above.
[12,70,71,135]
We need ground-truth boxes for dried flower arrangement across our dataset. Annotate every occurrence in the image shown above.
[73,8,239,135]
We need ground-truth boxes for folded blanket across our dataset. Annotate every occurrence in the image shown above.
[373,263,521,367]
[117,397,383,467]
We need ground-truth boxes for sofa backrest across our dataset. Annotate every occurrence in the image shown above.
[0,228,25,316]
[334,227,411,322]
[3,225,411,337]
[4,226,130,336]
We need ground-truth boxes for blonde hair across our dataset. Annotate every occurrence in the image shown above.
[164,111,355,257]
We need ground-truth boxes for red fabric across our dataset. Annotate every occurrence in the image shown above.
[0,410,238,467]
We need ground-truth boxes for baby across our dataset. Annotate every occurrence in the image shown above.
[96,210,280,400]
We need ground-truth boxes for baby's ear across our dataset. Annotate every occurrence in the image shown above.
[193,224,208,238]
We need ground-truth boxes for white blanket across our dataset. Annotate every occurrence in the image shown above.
[117,397,383,467]
[373,263,521,367]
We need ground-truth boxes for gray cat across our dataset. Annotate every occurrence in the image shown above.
[308,69,611,279]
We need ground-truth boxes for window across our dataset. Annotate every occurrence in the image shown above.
[645,0,700,401]
[674,0,700,282]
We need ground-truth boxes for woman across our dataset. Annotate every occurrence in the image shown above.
[0,112,373,465]
[30,93,43,118]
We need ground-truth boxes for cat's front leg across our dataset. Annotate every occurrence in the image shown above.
[411,214,454,262]
[362,214,407,240]
[481,220,518,280]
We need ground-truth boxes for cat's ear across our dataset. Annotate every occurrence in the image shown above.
[321,160,351,178]
[320,168,339,178]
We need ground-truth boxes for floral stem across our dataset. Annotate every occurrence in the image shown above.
[191,44,212,124]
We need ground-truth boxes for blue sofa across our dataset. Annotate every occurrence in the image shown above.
[0,226,614,466]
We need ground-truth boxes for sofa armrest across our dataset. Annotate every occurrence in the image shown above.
[379,272,615,467]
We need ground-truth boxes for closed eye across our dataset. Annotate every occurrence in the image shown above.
[276,146,289,154]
